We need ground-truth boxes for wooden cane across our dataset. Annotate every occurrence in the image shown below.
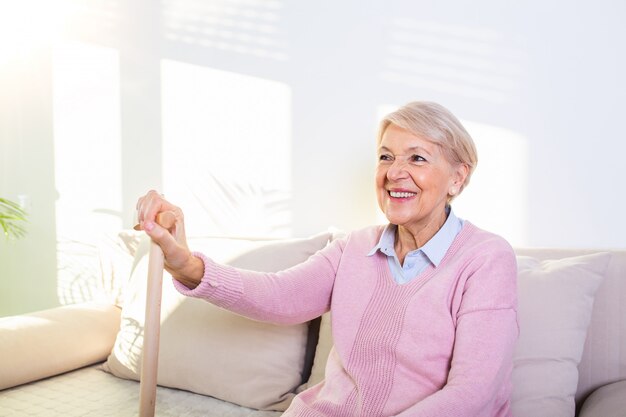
[136,211,176,417]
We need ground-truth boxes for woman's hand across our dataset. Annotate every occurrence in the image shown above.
[135,190,204,289]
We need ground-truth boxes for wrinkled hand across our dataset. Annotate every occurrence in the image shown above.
[135,190,203,288]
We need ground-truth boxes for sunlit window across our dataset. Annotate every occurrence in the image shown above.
[53,40,122,304]
[161,61,292,238]
[454,121,529,247]
[0,0,72,66]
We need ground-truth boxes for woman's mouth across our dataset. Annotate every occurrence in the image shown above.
[389,190,417,199]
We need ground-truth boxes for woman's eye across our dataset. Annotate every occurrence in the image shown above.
[411,154,426,163]
[379,154,392,162]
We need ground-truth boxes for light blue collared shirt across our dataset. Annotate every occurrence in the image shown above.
[367,208,464,284]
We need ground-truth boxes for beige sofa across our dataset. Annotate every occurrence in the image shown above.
[0,231,624,417]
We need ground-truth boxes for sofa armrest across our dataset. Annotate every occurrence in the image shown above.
[578,380,626,417]
[0,302,121,390]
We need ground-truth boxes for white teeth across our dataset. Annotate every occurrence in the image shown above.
[389,191,416,198]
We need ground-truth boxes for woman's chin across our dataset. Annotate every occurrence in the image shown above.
[382,212,409,226]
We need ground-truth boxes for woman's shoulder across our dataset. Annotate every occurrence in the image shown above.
[451,222,518,288]
[344,224,385,244]
[329,225,385,253]
[457,221,515,257]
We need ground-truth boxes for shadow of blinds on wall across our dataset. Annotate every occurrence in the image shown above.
[162,0,288,61]
[381,18,526,104]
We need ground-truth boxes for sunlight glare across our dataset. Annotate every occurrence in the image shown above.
[452,121,529,246]
[161,61,292,238]
[0,0,77,66]
[53,40,123,304]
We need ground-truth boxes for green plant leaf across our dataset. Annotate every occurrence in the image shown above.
[0,197,28,239]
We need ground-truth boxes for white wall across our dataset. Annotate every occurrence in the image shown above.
[1,0,625,315]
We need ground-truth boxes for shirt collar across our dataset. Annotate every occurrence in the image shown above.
[367,207,463,267]
[367,223,397,257]
[420,208,462,266]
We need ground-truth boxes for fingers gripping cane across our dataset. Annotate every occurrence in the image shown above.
[135,212,176,417]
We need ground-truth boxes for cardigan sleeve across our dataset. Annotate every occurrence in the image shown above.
[172,238,346,325]
[395,244,519,417]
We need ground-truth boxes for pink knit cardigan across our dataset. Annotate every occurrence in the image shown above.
[174,222,519,417]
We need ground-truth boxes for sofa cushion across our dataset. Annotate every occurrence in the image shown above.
[511,253,610,417]
[103,232,331,411]
[0,302,121,390]
[0,365,281,417]
[304,252,610,416]
[578,379,626,417]
[515,248,626,404]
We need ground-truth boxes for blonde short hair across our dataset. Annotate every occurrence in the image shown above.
[377,101,478,198]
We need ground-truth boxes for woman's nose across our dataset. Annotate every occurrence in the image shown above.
[386,159,409,180]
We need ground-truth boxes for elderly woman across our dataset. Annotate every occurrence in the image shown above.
[136,101,518,417]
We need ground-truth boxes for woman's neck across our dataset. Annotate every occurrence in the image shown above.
[394,209,448,265]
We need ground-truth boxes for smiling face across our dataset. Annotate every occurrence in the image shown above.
[376,123,467,235]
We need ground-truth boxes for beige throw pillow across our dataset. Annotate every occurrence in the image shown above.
[511,252,610,417]
[103,232,331,411]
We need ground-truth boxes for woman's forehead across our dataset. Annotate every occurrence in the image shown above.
[379,126,440,154]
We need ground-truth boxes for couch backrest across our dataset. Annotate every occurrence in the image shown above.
[514,248,626,405]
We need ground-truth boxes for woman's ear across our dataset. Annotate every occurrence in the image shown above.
[449,163,469,196]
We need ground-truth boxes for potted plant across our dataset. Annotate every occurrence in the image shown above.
[0,197,28,239]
